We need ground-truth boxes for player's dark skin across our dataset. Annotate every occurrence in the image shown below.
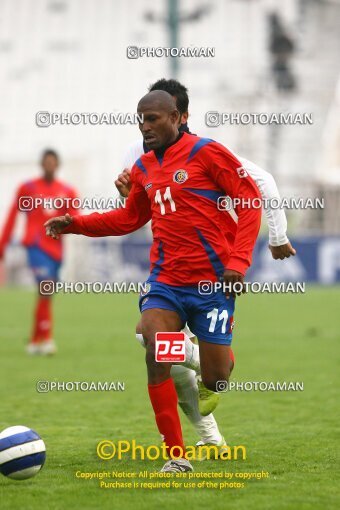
[45,90,241,390]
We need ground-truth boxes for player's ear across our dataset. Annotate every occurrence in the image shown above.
[181,111,189,123]
[170,109,180,125]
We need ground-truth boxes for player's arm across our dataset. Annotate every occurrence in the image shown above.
[239,156,296,260]
[204,143,262,292]
[0,184,25,259]
[45,180,151,239]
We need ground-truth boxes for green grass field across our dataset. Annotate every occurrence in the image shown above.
[0,287,339,510]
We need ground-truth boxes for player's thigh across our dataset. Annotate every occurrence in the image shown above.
[198,340,232,391]
[141,308,183,346]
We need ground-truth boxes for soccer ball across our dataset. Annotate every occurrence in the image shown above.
[0,426,46,480]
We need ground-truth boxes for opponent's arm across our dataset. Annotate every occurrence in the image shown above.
[239,156,296,259]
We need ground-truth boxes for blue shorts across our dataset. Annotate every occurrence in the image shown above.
[139,281,235,345]
[26,246,61,283]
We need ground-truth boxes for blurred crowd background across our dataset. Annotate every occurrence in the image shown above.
[1,0,340,285]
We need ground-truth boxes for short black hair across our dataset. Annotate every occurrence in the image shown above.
[41,149,59,162]
[149,79,189,115]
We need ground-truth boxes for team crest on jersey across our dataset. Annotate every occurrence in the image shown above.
[140,283,151,297]
[237,166,248,178]
[145,183,152,191]
[173,169,188,184]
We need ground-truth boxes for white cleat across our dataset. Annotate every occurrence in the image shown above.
[26,343,42,355]
[160,459,193,473]
[26,340,57,355]
[39,339,57,356]
[195,437,229,460]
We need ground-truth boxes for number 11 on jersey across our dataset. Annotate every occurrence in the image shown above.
[155,187,176,215]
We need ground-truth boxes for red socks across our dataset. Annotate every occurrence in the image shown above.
[32,296,52,343]
[148,378,185,458]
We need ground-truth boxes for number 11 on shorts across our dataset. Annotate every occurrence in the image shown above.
[207,308,229,333]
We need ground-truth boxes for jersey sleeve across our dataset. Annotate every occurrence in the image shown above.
[203,142,262,275]
[0,183,26,256]
[64,173,151,237]
[238,156,289,246]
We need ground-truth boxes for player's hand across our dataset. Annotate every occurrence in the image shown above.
[44,213,73,240]
[115,169,131,198]
[223,269,245,298]
[269,242,296,260]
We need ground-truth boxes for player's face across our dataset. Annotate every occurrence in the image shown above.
[138,107,179,150]
[41,155,59,180]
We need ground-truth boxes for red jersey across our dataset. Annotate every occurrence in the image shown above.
[0,177,78,261]
[65,133,261,285]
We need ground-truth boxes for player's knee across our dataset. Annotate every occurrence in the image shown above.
[140,320,155,347]
[145,340,156,365]
[38,281,53,298]
[145,341,170,382]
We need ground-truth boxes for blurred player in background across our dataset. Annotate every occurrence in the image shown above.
[115,79,296,455]
[0,149,78,355]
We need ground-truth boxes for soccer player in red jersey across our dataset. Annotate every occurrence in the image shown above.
[0,149,78,355]
[114,79,297,459]
[45,91,262,471]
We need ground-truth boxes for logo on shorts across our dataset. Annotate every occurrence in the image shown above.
[237,166,248,178]
[155,332,186,362]
[141,297,149,305]
[140,283,151,297]
[173,169,188,184]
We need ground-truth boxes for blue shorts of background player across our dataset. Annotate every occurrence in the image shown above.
[26,245,61,283]
[139,280,235,345]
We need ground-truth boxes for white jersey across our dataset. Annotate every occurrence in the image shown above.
[122,139,289,247]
